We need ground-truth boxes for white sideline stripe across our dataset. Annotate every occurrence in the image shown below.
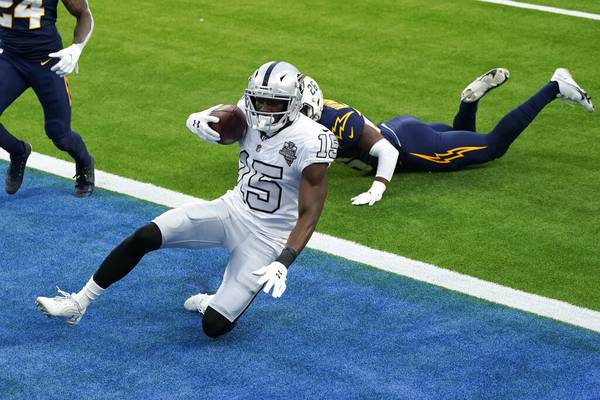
[2,150,600,333]
[0,150,201,207]
[478,0,600,21]
[309,235,600,333]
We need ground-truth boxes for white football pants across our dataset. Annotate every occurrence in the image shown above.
[153,197,281,321]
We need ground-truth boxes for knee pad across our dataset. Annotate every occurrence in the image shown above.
[202,307,235,338]
[46,117,70,142]
[128,223,163,253]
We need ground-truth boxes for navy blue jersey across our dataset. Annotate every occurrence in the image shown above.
[318,99,366,158]
[0,0,62,61]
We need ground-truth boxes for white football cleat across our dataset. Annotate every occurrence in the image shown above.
[551,68,594,112]
[36,287,86,326]
[461,68,510,103]
[183,293,214,314]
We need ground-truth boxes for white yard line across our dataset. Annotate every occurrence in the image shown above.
[478,0,600,21]
[2,150,600,333]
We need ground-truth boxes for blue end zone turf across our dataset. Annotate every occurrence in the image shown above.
[1,163,599,399]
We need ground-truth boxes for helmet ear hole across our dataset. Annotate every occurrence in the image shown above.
[300,104,312,117]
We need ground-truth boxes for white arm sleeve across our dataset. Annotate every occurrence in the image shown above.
[368,139,399,183]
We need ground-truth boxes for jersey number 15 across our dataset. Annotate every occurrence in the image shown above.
[0,0,44,30]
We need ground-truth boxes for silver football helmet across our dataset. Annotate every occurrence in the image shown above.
[244,61,302,135]
[299,75,323,121]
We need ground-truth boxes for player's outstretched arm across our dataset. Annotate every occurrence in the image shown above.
[253,163,329,298]
[351,123,399,206]
[49,0,94,77]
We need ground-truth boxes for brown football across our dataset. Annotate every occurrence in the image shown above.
[209,105,247,145]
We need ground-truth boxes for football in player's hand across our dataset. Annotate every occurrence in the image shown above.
[209,105,247,145]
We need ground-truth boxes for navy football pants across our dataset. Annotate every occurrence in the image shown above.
[0,51,91,165]
[379,82,559,171]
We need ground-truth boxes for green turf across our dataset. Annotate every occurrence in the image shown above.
[3,0,599,311]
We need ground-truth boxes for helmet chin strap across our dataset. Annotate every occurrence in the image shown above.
[256,115,275,131]
[259,120,294,139]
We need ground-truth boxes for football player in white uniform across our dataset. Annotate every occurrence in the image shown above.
[36,61,338,338]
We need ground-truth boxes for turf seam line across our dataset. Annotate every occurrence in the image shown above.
[478,0,600,20]
[2,150,599,333]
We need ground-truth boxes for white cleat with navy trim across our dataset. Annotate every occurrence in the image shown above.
[461,67,510,103]
[551,68,594,112]
[36,288,86,326]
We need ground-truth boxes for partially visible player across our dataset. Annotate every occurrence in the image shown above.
[35,61,338,339]
[0,0,95,196]
[299,68,594,206]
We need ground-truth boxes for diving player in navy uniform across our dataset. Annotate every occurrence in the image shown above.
[0,0,95,196]
[300,68,594,206]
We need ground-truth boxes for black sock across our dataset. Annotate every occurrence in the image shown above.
[93,223,162,289]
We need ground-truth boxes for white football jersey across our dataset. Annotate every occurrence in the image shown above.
[222,112,338,247]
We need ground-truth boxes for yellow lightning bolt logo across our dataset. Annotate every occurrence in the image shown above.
[410,146,488,164]
[332,111,355,141]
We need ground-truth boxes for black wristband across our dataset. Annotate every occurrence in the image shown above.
[275,247,298,268]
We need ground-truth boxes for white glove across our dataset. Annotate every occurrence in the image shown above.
[49,44,82,78]
[351,180,387,206]
[252,261,287,298]
[186,104,222,144]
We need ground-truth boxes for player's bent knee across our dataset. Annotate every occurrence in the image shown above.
[488,145,509,161]
[51,134,73,152]
[202,307,235,338]
[128,223,163,253]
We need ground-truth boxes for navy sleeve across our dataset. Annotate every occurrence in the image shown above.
[318,100,365,157]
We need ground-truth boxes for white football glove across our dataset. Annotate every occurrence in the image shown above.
[252,261,287,298]
[49,44,82,78]
[351,180,387,206]
[186,104,222,144]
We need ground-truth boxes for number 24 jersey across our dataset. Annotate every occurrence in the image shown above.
[0,0,62,61]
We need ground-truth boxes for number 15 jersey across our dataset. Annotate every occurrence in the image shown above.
[0,0,62,61]
[222,112,338,247]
